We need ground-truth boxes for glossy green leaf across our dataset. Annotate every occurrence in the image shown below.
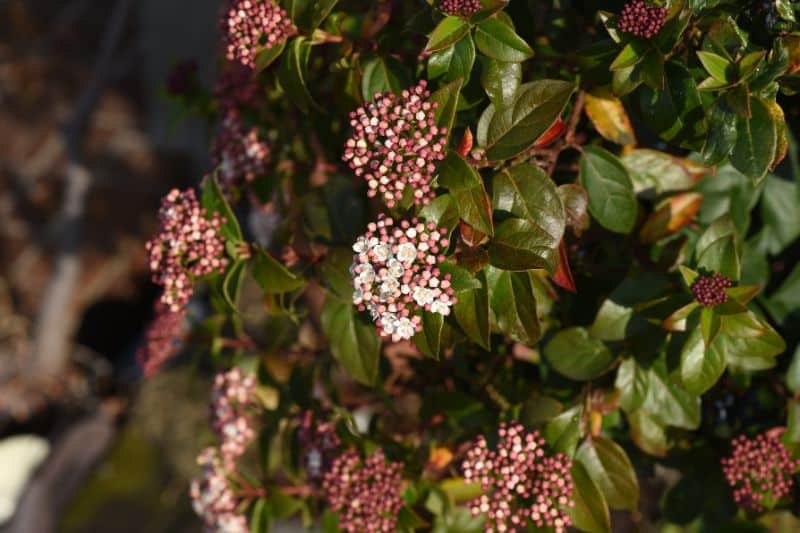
[544,405,583,456]
[202,173,243,242]
[474,17,534,62]
[697,50,733,82]
[679,325,726,395]
[251,247,306,294]
[489,163,565,272]
[702,99,738,165]
[486,267,540,344]
[254,40,287,72]
[480,57,521,108]
[429,78,462,132]
[616,358,649,412]
[428,35,476,84]
[484,79,575,160]
[579,146,638,234]
[425,16,470,52]
[221,260,246,311]
[437,152,493,235]
[360,56,410,102]
[419,194,461,232]
[321,298,380,386]
[641,360,700,430]
[576,436,639,511]
[569,462,612,533]
[413,311,445,360]
[730,97,777,183]
[278,36,316,113]
[721,310,786,371]
[610,40,649,71]
[453,270,490,350]
[544,327,615,381]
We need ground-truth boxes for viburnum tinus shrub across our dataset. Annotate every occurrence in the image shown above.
[148,0,800,530]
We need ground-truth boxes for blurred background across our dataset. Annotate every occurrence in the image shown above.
[0,0,225,530]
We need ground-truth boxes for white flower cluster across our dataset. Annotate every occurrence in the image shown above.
[350,216,455,341]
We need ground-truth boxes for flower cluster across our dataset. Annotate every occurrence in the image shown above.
[224,0,296,69]
[439,0,481,17]
[211,368,258,463]
[691,272,732,307]
[211,111,270,188]
[297,410,341,484]
[462,423,574,533]
[190,447,249,533]
[322,449,405,533]
[146,188,229,312]
[721,431,799,513]
[135,303,187,377]
[617,0,667,39]
[351,214,455,341]
[343,80,447,208]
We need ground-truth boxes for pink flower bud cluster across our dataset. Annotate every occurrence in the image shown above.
[462,423,575,533]
[135,302,187,377]
[343,81,447,208]
[617,0,667,39]
[721,431,800,513]
[297,410,341,484]
[439,0,481,17]
[322,449,405,533]
[224,0,296,69]
[351,214,455,341]
[211,111,271,188]
[211,368,258,463]
[190,447,249,533]
[146,189,229,312]
[691,272,732,307]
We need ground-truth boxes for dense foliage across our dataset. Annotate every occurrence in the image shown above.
[144,0,800,531]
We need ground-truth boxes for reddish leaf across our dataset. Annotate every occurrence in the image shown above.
[639,192,703,244]
[459,220,487,247]
[533,117,566,148]
[552,239,576,293]
[457,127,474,157]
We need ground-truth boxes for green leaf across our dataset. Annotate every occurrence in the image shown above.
[479,57,521,108]
[489,163,565,272]
[486,267,540,344]
[321,298,380,386]
[544,405,583,456]
[609,40,649,71]
[473,17,534,62]
[787,345,800,394]
[765,263,800,325]
[702,99,738,165]
[278,37,315,113]
[251,247,306,294]
[419,194,461,232]
[697,51,733,83]
[616,358,649,412]
[621,149,703,195]
[428,35,476,84]
[439,261,482,292]
[576,436,639,511]
[544,327,615,381]
[697,235,740,281]
[627,409,670,457]
[487,219,559,272]
[730,97,777,183]
[484,79,575,160]
[638,61,706,150]
[254,40,287,72]
[360,56,410,102]
[579,146,638,234]
[425,16,470,52]
[453,270,490,350]
[202,174,243,242]
[679,325,726,395]
[308,0,338,29]
[437,152,494,236]
[429,78,462,132]
[759,175,800,255]
[569,462,612,533]
[721,310,785,371]
[250,497,272,533]
[413,311,445,360]
[641,359,700,430]
[222,260,246,311]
